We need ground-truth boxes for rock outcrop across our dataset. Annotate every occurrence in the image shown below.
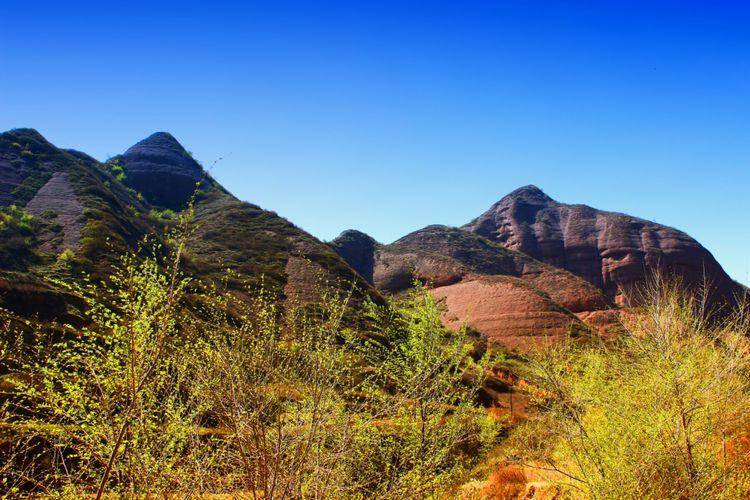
[331,230,379,284]
[118,132,204,209]
[25,172,84,253]
[374,225,609,312]
[333,224,610,348]
[463,185,743,307]
[432,276,589,349]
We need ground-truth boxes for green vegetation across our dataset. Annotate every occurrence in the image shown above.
[10,171,51,206]
[186,190,367,293]
[148,207,176,220]
[103,159,126,182]
[0,205,34,235]
[0,206,39,271]
[54,248,76,271]
[504,282,750,498]
[0,216,501,497]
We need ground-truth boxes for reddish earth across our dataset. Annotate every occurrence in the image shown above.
[431,276,589,350]
[335,225,614,349]
[576,309,628,337]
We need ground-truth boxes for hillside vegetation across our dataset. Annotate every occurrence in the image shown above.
[1,128,749,498]
[0,215,503,498]
[486,281,750,498]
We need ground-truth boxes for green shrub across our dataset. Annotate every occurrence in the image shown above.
[0,205,34,235]
[148,208,176,221]
[0,216,499,497]
[513,282,750,499]
[54,248,76,271]
[104,160,126,182]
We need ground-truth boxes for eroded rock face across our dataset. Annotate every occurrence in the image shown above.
[463,185,743,306]
[432,276,588,350]
[119,132,204,209]
[332,224,610,348]
[331,230,379,284]
[25,172,84,253]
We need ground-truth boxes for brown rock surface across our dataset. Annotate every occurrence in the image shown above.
[575,309,626,337]
[432,276,589,349]
[464,185,744,307]
[25,172,84,253]
[332,225,607,348]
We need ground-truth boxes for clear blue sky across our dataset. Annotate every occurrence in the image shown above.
[1,1,748,284]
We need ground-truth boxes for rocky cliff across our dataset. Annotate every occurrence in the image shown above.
[332,224,612,346]
[116,132,205,210]
[463,185,743,307]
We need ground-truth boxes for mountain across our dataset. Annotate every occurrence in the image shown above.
[329,230,379,284]
[0,128,154,320]
[2,129,742,349]
[463,185,744,307]
[0,129,376,321]
[333,225,612,346]
[115,133,376,301]
[116,132,205,210]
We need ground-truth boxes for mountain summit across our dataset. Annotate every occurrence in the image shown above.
[118,132,204,209]
[463,186,743,306]
[0,129,378,321]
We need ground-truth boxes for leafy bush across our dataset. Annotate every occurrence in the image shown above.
[0,217,499,497]
[511,282,750,498]
[148,208,176,221]
[104,160,126,182]
[0,205,34,235]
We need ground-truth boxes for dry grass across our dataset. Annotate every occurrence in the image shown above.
[479,465,528,499]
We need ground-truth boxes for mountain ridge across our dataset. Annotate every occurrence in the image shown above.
[1,128,744,349]
[0,128,379,322]
[462,185,744,306]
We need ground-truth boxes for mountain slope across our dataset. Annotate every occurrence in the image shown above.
[463,185,744,307]
[0,128,155,320]
[0,129,377,321]
[333,225,608,346]
[115,132,377,302]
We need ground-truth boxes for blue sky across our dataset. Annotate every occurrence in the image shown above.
[1,1,748,284]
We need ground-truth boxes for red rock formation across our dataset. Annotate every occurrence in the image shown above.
[432,276,589,350]
[371,225,609,313]
[333,225,610,348]
[464,185,744,307]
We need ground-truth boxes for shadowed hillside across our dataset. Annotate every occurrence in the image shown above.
[0,129,377,320]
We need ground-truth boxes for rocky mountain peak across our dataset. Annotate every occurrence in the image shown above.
[118,132,204,209]
[331,230,380,284]
[463,185,743,307]
[5,128,48,143]
[334,229,379,246]
[129,131,184,150]
[502,184,552,203]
